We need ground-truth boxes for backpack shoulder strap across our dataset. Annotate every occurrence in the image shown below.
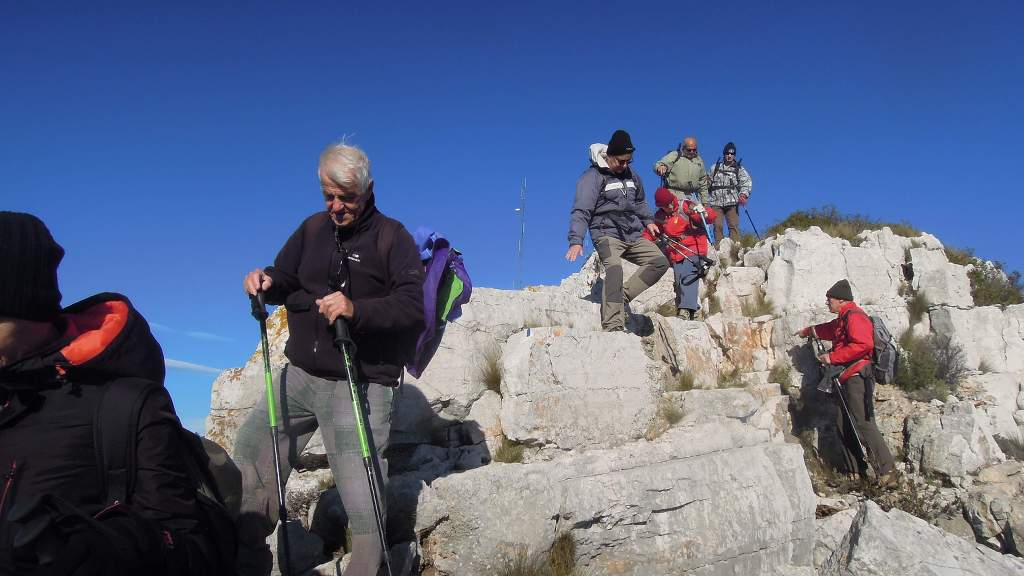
[94,377,161,505]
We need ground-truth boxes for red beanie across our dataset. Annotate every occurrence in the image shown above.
[654,187,678,210]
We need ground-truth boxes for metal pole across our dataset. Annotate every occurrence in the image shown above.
[809,334,872,475]
[249,293,293,576]
[333,318,394,576]
[514,177,527,289]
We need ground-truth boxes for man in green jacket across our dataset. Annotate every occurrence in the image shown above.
[654,136,709,204]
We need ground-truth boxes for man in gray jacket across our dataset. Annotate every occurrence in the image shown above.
[566,130,668,332]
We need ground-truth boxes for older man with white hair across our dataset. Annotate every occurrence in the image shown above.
[236,142,424,575]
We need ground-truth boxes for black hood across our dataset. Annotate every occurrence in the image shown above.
[0,293,165,389]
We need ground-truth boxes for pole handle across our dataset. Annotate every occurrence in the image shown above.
[333,317,356,354]
[249,291,269,321]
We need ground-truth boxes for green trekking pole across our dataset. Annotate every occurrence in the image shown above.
[249,292,293,576]
[333,317,394,576]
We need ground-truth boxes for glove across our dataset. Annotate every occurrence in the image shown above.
[738,194,748,205]
[692,203,707,215]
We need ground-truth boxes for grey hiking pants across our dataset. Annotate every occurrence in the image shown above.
[594,236,669,331]
[835,374,895,477]
[233,363,394,576]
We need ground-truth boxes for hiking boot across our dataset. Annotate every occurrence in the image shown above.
[677,308,689,318]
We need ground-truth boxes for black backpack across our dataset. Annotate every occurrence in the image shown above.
[95,378,240,573]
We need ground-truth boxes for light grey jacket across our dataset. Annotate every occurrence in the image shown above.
[568,144,653,246]
[707,160,753,207]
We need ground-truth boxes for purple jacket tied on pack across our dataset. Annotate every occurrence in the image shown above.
[407,227,472,378]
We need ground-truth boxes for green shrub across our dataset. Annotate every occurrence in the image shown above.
[741,292,773,317]
[735,232,759,250]
[895,334,967,402]
[493,437,524,463]
[969,263,1024,307]
[664,368,695,392]
[655,300,678,318]
[498,532,581,576]
[907,292,930,325]
[707,294,722,316]
[766,205,920,243]
[718,367,745,388]
[479,344,503,395]
[645,397,686,440]
[768,362,793,392]
[944,245,975,266]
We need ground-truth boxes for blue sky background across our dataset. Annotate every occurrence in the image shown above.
[4,1,1021,433]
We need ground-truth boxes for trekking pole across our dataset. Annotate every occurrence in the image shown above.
[249,292,293,576]
[808,333,873,474]
[744,207,761,240]
[333,318,394,576]
[735,159,761,240]
[687,193,716,245]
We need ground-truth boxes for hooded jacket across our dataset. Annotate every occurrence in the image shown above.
[567,143,654,246]
[0,293,214,575]
[809,301,874,383]
[643,199,717,262]
[263,194,425,384]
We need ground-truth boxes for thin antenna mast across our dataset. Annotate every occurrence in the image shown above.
[514,177,527,289]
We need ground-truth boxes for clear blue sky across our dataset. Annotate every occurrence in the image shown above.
[4,1,1021,432]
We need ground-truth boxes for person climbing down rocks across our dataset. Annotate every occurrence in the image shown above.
[794,279,898,487]
[707,141,753,243]
[654,136,709,205]
[643,187,716,320]
[566,129,669,332]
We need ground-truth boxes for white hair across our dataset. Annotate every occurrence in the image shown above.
[318,140,372,195]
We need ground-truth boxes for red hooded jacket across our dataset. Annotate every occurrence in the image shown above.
[643,199,716,263]
[808,301,874,382]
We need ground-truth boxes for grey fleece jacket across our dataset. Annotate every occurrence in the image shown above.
[567,164,654,246]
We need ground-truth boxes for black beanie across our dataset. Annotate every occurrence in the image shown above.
[606,129,635,156]
[723,142,737,155]
[0,212,64,321]
[826,279,854,302]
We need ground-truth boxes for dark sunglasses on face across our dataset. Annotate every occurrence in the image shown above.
[725,152,736,156]
[611,155,633,165]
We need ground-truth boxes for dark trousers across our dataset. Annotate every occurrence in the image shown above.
[835,374,895,477]
[713,204,741,241]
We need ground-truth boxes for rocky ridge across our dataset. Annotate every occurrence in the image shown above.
[206,225,1024,575]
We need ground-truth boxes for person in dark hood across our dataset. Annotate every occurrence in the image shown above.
[236,141,425,576]
[0,212,215,575]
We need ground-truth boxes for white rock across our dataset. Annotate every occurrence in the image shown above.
[930,304,1024,372]
[821,500,1024,575]
[499,327,662,449]
[910,247,974,308]
[421,422,816,576]
[905,399,1006,486]
[715,266,767,317]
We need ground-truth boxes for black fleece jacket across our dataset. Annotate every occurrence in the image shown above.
[264,195,425,384]
[0,293,215,576]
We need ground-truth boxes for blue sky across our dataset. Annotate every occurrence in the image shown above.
[4,1,1021,433]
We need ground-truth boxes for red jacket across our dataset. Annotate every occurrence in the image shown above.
[809,301,873,382]
[642,200,716,263]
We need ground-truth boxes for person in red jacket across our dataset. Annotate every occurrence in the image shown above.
[795,280,896,484]
[643,187,716,320]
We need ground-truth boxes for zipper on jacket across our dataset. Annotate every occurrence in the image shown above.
[0,460,17,515]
